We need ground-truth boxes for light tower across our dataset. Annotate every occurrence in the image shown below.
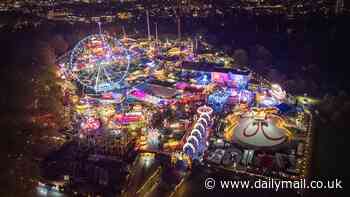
[177,17,181,40]
[176,0,182,40]
[155,22,158,43]
[146,9,151,40]
[335,0,344,15]
[97,21,102,35]
[122,25,127,39]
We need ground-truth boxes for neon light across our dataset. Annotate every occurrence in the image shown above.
[183,143,196,154]
[198,117,208,127]
[194,122,206,134]
[191,129,202,139]
[187,135,199,147]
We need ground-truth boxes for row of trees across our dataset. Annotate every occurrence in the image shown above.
[0,28,87,195]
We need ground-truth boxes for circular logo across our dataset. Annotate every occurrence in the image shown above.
[205,178,216,190]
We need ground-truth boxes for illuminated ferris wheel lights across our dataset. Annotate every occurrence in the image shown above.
[69,34,130,93]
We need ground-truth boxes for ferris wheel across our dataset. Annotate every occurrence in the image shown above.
[69,34,130,93]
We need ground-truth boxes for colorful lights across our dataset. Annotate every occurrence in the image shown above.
[113,113,142,125]
[147,128,160,148]
[227,107,293,148]
[69,34,130,93]
[183,106,213,159]
[129,88,166,106]
[208,89,230,113]
[52,34,312,184]
[80,117,101,132]
[270,83,286,101]
[211,72,229,84]
[196,72,211,85]
[175,82,189,90]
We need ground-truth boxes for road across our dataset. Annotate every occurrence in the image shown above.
[122,153,160,197]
